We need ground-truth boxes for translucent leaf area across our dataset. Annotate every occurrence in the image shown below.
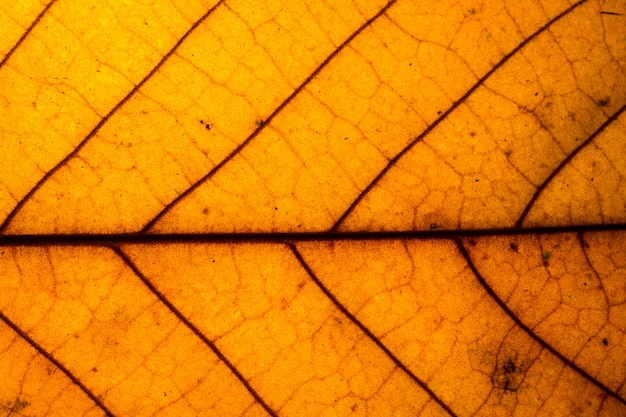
[0,0,625,416]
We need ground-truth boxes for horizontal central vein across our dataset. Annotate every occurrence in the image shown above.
[0,223,624,246]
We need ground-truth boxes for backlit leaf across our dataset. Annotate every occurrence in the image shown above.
[0,0,625,416]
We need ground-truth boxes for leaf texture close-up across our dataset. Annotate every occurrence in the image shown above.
[0,0,625,416]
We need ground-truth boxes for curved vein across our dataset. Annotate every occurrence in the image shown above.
[515,103,626,226]
[111,246,278,417]
[140,0,398,232]
[454,238,626,407]
[287,243,458,417]
[0,0,58,69]
[0,0,226,233]
[329,0,589,231]
[0,310,116,417]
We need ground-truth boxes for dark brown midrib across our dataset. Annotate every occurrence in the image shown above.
[0,222,624,247]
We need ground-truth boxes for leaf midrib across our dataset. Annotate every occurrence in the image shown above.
[1,223,625,247]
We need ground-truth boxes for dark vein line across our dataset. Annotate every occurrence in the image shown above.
[0,223,625,247]
[600,11,623,16]
[140,0,398,232]
[0,0,58,70]
[0,0,227,234]
[111,247,278,417]
[454,238,626,406]
[0,311,116,417]
[515,103,626,227]
[330,0,589,231]
[287,243,458,417]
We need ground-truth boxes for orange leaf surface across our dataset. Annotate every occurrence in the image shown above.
[0,0,625,416]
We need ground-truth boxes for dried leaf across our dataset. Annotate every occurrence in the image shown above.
[0,0,625,416]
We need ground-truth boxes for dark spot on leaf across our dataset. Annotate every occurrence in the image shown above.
[503,356,517,374]
[351,403,358,412]
[492,354,526,394]
[602,338,609,346]
[202,208,209,215]
[430,223,443,230]
[542,251,552,264]
[3,398,30,413]
[598,97,610,107]
[200,119,211,130]
[510,242,518,252]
